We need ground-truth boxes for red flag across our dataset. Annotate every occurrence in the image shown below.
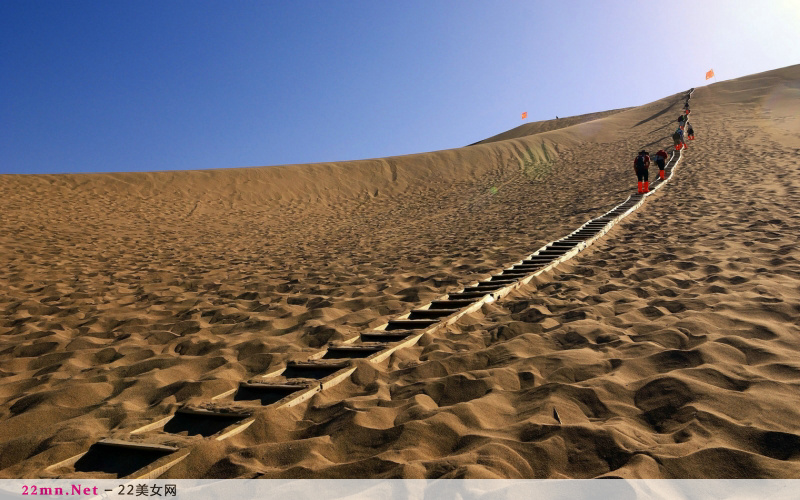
[706,69,714,80]
[521,112,527,120]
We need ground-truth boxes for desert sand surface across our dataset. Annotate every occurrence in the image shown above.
[1,64,799,479]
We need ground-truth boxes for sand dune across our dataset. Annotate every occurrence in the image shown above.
[1,64,799,478]
[472,108,630,145]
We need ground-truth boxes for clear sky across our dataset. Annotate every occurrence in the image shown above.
[2,1,799,175]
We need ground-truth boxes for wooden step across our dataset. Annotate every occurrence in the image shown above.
[534,249,569,257]
[282,360,351,379]
[360,330,416,342]
[459,287,501,295]
[321,343,387,359]
[510,266,545,272]
[234,382,314,405]
[466,282,510,290]
[162,407,252,438]
[446,291,490,300]
[497,270,531,276]
[72,439,181,479]
[428,299,476,309]
[408,308,460,319]
[385,319,439,330]
[486,276,519,283]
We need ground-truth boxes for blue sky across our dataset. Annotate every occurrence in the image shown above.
[2,1,799,174]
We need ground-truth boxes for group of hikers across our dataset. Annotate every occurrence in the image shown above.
[633,98,695,194]
[674,101,695,149]
[632,148,668,194]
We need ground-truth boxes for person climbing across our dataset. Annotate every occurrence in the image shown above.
[654,149,668,179]
[673,127,687,150]
[678,114,686,128]
[687,124,695,140]
[684,102,691,115]
[633,150,651,194]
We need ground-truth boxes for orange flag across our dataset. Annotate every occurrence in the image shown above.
[521,112,527,120]
[706,69,714,80]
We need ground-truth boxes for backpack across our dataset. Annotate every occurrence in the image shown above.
[635,155,646,169]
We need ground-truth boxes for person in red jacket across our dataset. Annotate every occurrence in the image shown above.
[654,149,668,180]
[633,150,651,194]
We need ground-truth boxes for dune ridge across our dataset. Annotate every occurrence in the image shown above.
[471,107,631,145]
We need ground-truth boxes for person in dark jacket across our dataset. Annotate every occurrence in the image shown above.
[687,124,695,140]
[633,150,651,194]
[654,149,669,179]
[673,128,687,150]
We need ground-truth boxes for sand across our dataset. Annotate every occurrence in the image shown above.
[1,64,799,479]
